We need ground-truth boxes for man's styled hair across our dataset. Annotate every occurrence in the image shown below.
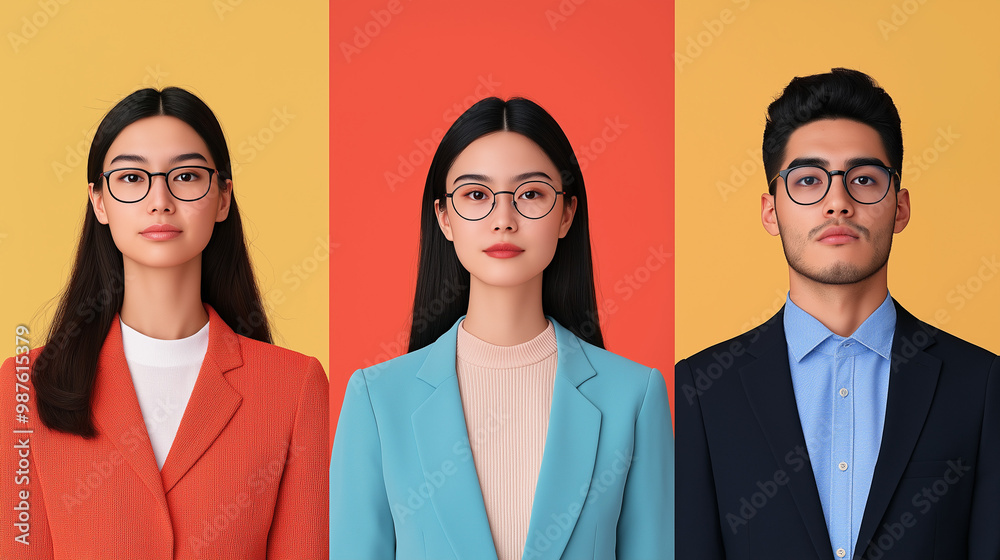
[762,67,903,195]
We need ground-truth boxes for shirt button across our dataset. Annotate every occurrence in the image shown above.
[840,388,849,397]
[837,548,846,557]
[838,461,849,471]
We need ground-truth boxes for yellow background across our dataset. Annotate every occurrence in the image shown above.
[0,0,329,373]
[676,0,1000,358]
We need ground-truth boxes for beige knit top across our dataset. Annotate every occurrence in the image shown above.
[455,320,558,560]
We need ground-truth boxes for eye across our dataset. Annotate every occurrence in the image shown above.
[460,186,491,201]
[516,181,552,200]
[119,173,144,184]
[174,171,198,182]
[468,190,486,201]
[846,165,889,189]
[796,176,821,186]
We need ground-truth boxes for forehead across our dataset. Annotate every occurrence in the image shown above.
[104,116,212,166]
[447,131,559,183]
[783,118,889,167]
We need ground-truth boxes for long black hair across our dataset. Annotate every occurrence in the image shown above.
[408,97,604,352]
[34,87,272,438]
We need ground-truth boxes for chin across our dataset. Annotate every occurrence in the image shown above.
[792,257,888,286]
[469,265,545,289]
[474,276,537,289]
[124,251,203,270]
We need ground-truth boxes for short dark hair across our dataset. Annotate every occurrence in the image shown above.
[762,68,903,195]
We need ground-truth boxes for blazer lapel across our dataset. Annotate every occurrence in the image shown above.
[740,309,834,560]
[92,317,172,524]
[522,320,601,560]
[854,301,941,555]
[160,305,243,493]
[411,319,499,560]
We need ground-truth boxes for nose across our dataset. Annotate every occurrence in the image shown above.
[821,172,855,218]
[145,173,175,213]
[490,191,518,231]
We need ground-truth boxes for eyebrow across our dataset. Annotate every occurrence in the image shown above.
[108,152,210,166]
[452,171,553,185]
[785,156,890,169]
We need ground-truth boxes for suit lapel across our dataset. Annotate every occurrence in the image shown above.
[522,320,601,560]
[740,310,834,560]
[92,317,172,522]
[411,319,499,560]
[160,305,243,493]
[410,318,603,560]
[855,302,941,555]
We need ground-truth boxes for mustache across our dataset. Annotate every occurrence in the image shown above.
[809,220,870,240]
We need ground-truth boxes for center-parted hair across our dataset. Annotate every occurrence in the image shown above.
[408,97,604,352]
[762,68,903,195]
[34,87,272,438]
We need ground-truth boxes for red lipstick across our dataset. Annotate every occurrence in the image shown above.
[484,242,524,258]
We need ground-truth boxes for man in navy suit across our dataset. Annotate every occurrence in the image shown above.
[676,68,1000,559]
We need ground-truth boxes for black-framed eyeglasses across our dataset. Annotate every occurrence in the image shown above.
[445,181,565,221]
[100,165,220,203]
[768,164,900,205]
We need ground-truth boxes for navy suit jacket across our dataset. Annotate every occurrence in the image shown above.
[676,300,1000,559]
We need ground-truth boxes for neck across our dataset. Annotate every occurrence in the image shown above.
[120,255,208,340]
[463,273,548,346]
[787,266,889,337]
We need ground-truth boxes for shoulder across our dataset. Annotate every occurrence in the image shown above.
[231,335,328,390]
[678,312,781,370]
[346,344,435,397]
[1,347,48,431]
[359,343,434,379]
[579,338,656,379]
[898,306,997,370]
[3,345,51,390]
[567,333,666,410]
[237,334,320,367]
[1,345,46,370]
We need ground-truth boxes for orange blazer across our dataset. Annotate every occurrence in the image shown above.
[1,304,329,559]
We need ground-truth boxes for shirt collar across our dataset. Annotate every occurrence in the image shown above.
[783,292,896,362]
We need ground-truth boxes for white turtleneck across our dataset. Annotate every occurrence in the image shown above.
[120,317,209,470]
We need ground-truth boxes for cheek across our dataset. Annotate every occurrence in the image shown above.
[774,206,807,237]
[527,220,563,261]
[102,205,137,243]
[448,222,481,265]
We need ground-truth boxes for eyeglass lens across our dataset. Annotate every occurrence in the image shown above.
[451,181,558,220]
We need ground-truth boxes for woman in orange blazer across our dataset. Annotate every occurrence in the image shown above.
[1,87,328,559]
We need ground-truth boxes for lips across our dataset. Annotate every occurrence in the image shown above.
[142,224,180,233]
[817,225,860,244]
[484,242,524,258]
[140,224,181,240]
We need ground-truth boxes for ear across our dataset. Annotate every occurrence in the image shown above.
[88,183,109,225]
[761,193,779,236]
[892,187,910,234]
[557,195,578,238]
[434,199,454,241]
[216,178,233,222]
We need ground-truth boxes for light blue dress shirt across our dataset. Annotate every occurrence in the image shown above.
[784,292,895,559]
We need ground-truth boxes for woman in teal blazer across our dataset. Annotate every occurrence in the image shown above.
[330,97,673,559]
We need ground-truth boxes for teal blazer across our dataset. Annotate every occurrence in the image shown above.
[330,317,674,559]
